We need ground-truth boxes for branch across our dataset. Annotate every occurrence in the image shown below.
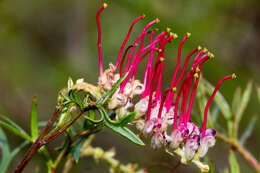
[217,133,260,173]
[14,106,60,173]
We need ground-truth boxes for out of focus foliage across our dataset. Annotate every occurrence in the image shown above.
[0,0,259,172]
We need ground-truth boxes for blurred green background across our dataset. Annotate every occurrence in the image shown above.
[0,0,259,172]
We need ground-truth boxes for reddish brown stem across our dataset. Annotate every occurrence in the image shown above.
[14,106,60,173]
[217,134,260,173]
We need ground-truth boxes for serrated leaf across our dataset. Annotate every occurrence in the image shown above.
[105,121,145,146]
[97,72,128,105]
[239,115,257,145]
[235,82,252,124]
[229,150,240,173]
[0,127,11,172]
[30,97,39,141]
[232,87,241,115]
[203,78,231,120]
[0,116,31,142]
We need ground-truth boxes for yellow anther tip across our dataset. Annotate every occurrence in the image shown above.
[194,73,199,79]
[203,48,208,53]
[232,73,237,79]
[172,87,177,92]
[160,57,165,62]
[103,3,108,8]
[142,14,146,18]
[155,18,160,23]
[173,33,178,39]
[210,53,215,59]
[186,32,191,38]
[166,27,171,33]
[195,67,200,73]
[198,46,202,51]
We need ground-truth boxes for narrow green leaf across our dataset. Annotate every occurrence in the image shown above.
[10,141,29,158]
[209,163,215,173]
[98,106,135,127]
[98,103,144,146]
[235,82,252,124]
[0,127,11,172]
[69,90,83,108]
[105,121,145,146]
[117,112,136,127]
[232,87,241,115]
[240,115,257,145]
[0,116,31,142]
[211,105,219,124]
[72,139,84,163]
[221,168,229,173]
[84,110,104,124]
[203,78,231,120]
[97,72,128,105]
[256,86,260,105]
[30,97,39,141]
[229,150,240,173]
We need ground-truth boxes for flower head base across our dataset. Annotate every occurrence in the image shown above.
[63,4,237,172]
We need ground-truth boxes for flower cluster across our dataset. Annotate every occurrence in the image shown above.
[93,3,236,172]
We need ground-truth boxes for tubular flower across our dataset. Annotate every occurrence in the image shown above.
[67,3,237,172]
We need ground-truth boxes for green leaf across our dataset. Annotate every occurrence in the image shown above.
[97,72,128,105]
[0,127,11,172]
[98,106,135,127]
[229,150,240,173]
[72,139,84,163]
[211,105,219,124]
[209,162,215,173]
[239,115,257,145]
[256,86,260,105]
[105,121,145,146]
[0,116,31,142]
[84,110,104,124]
[69,90,83,108]
[117,112,136,127]
[10,141,29,158]
[30,97,39,141]
[221,168,229,173]
[197,79,212,125]
[235,82,252,124]
[232,87,241,115]
[203,78,231,120]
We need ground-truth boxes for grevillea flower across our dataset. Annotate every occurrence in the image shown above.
[91,3,237,172]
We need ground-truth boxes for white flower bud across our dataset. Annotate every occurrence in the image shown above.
[184,135,200,160]
[197,129,216,158]
[151,132,165,149]
[170,129,183,149]
[134,97,149,119]
[143,119,155,137]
